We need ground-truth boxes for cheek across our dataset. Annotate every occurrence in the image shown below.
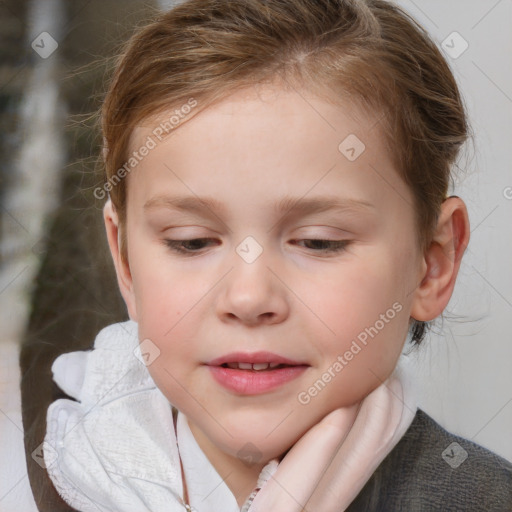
[128,248,208,366]
[129,249,202,334]
[302,256,410,399]
[303,255,405,337]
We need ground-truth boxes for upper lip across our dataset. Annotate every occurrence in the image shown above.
[206,351,309,366]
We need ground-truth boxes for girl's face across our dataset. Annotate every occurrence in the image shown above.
[113,83,425,467]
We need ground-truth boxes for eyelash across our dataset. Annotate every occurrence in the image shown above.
[163,238,351,256]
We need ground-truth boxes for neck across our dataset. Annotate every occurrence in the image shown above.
[187,420,267,507]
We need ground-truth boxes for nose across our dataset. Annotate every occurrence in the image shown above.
[216,250,290,326]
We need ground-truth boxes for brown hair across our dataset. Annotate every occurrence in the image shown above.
[100,0,469,346]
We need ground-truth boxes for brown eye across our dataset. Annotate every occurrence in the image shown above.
[291,239,351,253]
[164,238,220,255]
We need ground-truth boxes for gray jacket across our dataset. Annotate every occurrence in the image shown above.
[347,408,512,511]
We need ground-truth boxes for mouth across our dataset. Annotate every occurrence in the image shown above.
[205,351,309,394]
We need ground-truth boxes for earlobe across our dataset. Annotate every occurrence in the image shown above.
[103,199,138,321]
[410,196,470,322]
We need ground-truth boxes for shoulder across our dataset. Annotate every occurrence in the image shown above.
[348,408,512,511]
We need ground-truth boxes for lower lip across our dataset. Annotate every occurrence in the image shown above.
[207,365,309,394]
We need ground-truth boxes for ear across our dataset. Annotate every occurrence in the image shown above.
[103,199,138,321]
[410,196,470,322]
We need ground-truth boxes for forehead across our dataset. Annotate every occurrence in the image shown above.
[130,82,381,156]
[126,83,412,220]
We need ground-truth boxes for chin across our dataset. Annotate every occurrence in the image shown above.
[211,424,302,466]
[181,398,317,465]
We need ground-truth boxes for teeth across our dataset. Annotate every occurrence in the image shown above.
[252,363,270,371]
[223,362,282,370]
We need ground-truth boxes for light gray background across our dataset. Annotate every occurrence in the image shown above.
[395,0,512,462]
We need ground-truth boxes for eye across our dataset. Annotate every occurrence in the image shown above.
[164,238,220,255]
[163,237,351,256]
[291,239,351,253]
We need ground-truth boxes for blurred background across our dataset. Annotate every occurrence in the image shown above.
[0,0,510,510]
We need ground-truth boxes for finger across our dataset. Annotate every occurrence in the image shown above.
[248,403,360,512]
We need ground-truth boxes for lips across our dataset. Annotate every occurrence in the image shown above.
[205,351,309,394]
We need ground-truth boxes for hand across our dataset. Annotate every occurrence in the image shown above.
[248,376,405,512]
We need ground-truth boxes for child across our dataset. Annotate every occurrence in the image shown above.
[39,0,511,510]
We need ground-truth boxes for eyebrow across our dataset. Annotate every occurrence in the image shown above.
[143,194,376,217]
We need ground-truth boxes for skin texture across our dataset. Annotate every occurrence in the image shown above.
[103,82,470,506]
